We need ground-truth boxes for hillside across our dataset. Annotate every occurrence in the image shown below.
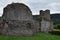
[50,13,60,24]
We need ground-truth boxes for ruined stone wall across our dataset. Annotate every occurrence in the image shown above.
[1,3,39,36]
[1,20,39,36]
[0,3,53,35]
[49,21,53,32]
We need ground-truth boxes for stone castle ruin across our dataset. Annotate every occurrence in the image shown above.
[0,3,53,36]
[33,10,53,32]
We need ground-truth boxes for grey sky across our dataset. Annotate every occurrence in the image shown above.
[0,0,60,16]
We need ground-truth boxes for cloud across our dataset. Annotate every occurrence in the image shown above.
[46,2,60,13]
[0,0,60,16]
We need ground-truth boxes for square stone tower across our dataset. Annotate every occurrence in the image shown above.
[40,10,50,20]
[40,10,53,33]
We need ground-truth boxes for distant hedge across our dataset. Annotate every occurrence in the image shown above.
[50,29,60,35]
[54,24,60,29]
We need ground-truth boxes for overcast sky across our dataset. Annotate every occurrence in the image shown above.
[0,0,60,16]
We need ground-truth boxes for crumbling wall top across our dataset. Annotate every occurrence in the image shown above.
[40,9,50,20]
[2,3,32,21]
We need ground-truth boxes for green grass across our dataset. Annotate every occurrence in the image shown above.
[0,32,60,40]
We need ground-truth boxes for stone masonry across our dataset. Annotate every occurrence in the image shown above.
[33,10,53,33]
[0,3,53,36]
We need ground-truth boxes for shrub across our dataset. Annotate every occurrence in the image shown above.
[50,29,60,35]
[54,24,60,29]
[57,24,60,29]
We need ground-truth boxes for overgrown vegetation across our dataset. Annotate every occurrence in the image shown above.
[50,29,60,35]
[0,32,60,40]
[54,24,60,29]
[51,23,60,35]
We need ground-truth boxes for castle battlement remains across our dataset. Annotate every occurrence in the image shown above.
[0,3,53,36]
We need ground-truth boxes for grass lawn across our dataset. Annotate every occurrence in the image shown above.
[0,32,60,40]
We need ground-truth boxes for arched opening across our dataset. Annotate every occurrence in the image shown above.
[26,23,31,29]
